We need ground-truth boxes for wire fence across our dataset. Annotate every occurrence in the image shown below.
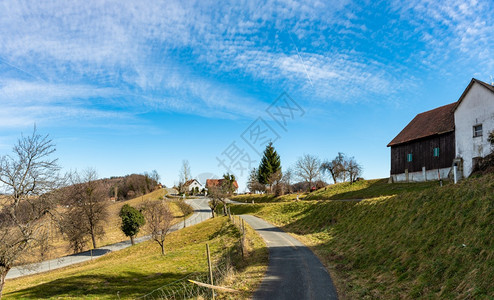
[135,212,250,300]
[136,259,234,300]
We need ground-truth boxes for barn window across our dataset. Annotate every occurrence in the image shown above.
[433,147,440,157]
[473,124,483,137]
[407,153,413,162]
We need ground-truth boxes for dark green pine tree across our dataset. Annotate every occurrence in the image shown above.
[257,142,281,185]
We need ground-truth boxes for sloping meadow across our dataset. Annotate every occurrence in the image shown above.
[230,174,494,298]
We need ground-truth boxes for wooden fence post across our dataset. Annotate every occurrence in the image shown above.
[241,219,246,258]
[206,244,215,300]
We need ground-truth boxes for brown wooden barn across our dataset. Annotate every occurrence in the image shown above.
[387,102,457,182]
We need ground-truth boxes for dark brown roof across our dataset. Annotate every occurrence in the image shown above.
[183,179,198,186]
[455,78,494,110]
[387,102,456,147]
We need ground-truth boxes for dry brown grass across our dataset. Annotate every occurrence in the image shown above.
[37,188,185,261]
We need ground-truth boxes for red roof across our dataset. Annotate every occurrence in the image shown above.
[206,179,238,189]
[387,102,456,147]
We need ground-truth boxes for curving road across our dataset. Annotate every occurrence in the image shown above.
[240,215,338,300]
[6,198,212,279]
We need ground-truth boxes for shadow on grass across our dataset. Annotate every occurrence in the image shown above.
[232,194,277,203]
[6,217,270,300]
[305,178,443,201]
[5,271,203,299]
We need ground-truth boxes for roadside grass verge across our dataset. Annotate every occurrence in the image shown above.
[232,178,442,203]
[230,174,494,299]
[4,216,268,299]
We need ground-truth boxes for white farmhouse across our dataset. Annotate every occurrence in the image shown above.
[454,79,494,178]
[183,179,203,193]
[388,78,494,182]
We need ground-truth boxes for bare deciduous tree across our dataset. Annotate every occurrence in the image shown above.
[294,154,321,189]
[320,152,346,183]
[141,200,174,255]
[59,169,109,251]
[0,129,60,298]
[281,168,294,194]
[247,168,265,193]
[148,170,160,185]
[346,157,363,183]
[207,185,228,218]
[178,160,191,194]
[321,153,362,184]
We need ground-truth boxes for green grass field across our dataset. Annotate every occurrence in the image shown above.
[232,178,442,203]
[230,174,494,299]
[3,217,268,299]
[304,178,443,200]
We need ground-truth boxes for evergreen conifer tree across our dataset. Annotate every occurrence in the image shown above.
[257,142,282,187]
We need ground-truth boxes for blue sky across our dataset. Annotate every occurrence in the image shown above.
[1,0,493,190]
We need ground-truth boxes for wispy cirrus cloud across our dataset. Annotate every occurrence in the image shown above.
[1,0,493,129]
[392,0,494,72]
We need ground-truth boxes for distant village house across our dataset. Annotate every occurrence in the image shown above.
[183,179,203,193]
[388,78,494,182]
[205,179,239,194]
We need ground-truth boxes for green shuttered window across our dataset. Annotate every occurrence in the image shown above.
[433,147,439,157]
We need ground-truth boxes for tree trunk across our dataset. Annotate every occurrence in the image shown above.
[331,172,337,184]
[160,243,165,255]
[0,267,10,299]
[211,208,215,218]
[130,235,135,246]
[91,233,97,249]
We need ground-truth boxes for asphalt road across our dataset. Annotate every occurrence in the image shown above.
[240,215,338,300]
[6,197,212,279]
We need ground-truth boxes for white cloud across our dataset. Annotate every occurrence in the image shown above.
[2,0,491,128]
[392,0,494,72]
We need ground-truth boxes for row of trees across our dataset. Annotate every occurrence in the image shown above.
[107,172,160,201]
[120,200,173,255]
[247,143,363,194]
[56,169,162,253]
[0,129,169,297]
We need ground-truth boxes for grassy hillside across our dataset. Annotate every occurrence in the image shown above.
[41,189,187,261]
[232,178,441,203]
[4,217,268,299]
[304,178,442,200]
[232,193,298,203]
[230,174,494,299]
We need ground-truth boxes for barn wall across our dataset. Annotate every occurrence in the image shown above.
[390,131,455,175]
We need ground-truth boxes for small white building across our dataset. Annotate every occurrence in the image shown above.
[184,179,203,193]
[454,79,494,177]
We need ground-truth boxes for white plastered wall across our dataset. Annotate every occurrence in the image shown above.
[454,82,494,177]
